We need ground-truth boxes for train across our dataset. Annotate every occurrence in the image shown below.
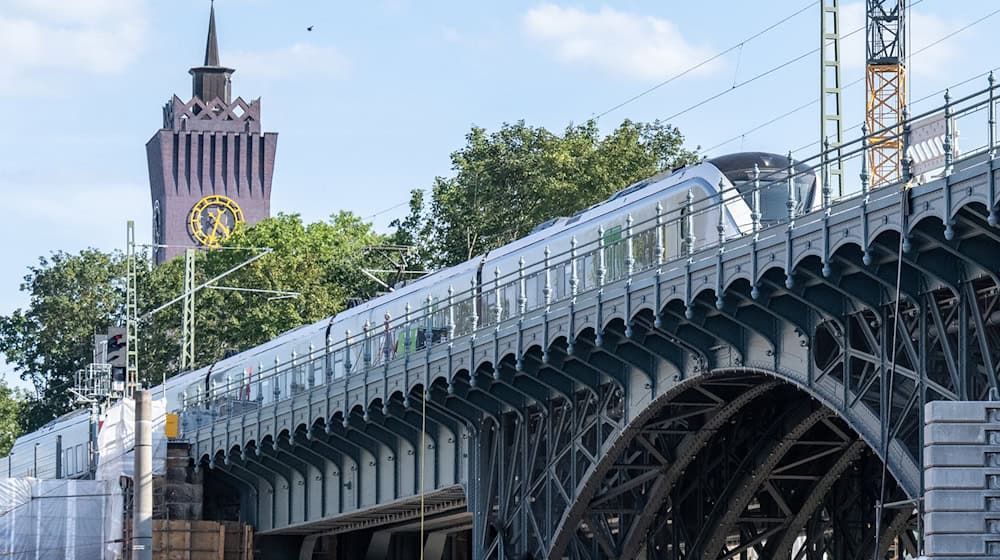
[2,151,821,479]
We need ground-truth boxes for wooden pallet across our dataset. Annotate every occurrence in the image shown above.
[124,520,253,560]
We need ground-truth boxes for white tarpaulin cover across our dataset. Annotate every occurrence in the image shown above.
[0,477,122,560]
[95,397,168,482]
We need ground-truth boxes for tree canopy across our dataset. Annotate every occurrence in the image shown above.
[392,119,700,266]
[0,381,26,456]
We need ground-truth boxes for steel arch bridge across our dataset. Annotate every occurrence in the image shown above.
[183,85,1000,559]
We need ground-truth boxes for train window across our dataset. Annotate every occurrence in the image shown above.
[331,350,344,379]
[76,444,85,473]
[603,226,625,281]
[666,207,683,260]
[583,253,595,290]
[525,273,540,311]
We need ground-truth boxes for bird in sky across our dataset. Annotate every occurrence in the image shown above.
[307,25,314,31]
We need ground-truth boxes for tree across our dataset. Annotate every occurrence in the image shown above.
[0,380,26,456]
[0,249,125,428]
[0,212,385,429]
[392,119,700,267]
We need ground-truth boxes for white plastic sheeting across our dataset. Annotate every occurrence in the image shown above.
[0,477,122,560]
[95,397,168,482]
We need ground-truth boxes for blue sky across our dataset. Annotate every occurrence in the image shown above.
[0,0,997,387]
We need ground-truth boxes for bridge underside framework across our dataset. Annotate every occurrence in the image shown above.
[185,87,1000,558]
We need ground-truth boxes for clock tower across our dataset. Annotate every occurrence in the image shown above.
[146,3,278,264]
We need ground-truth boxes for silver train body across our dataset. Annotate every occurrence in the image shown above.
[3,152,820,478]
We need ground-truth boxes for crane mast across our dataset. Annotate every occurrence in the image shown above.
[866,0,906,187]
[821,0,844,197]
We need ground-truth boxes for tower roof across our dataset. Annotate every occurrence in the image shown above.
[204,2,220,66]
[189,1,235,103]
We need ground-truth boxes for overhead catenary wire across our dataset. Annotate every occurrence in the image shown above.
[702,2,998,157]
[589,0,819,121]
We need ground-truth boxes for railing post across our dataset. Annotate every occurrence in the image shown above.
[625,214,634,280]
[383,313,392,363]
[543,246,552,308]
[861,123,872,265]
[786,150,796,224]
[751,164,761,236]
[822,137,832,209]
[404,303,412,356]
[717,178,726,249]
[943,89,954,177]
[518,256,527,316]
[447,286,455,341]
[988,72,998,226]
[990,71,997,161]
[273,355,281,401]
[469,278,478,334]
[363,320,372,368]
[902,106,914,251]
[785,150,796,289]
[494,267,503,329]
[655,202,665,266]
[750,164,761,299]
[685,188,695,259]
[344,330,352,373]
[569,236,579,298]
[860,123,871,196]
[597,226,607,289]
[716,177,726,309]
[425,294,434,348]
[684,188,696,319]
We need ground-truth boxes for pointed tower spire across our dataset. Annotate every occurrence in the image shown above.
[189,1,235,103]
[204,1,220,66]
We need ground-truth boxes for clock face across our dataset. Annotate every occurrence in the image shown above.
[188,195,245,247]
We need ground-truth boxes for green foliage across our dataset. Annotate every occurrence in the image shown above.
[139,212,383,385]
[0,381,27,456]
[392,119,700,266]
[0,249,124,428]
[0,213,382,429]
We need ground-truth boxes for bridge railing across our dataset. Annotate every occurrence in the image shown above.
[180,77,1000,428]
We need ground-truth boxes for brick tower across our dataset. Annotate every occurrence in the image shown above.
[147,3,278,264]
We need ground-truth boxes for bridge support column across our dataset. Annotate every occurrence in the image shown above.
[924,400,1000,557]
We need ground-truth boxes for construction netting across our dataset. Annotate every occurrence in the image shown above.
[96,397,168,482]
[0,477,123,560]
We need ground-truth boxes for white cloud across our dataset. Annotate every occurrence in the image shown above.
[227,43,351,81]
[522,4,720,81]
[0,0,148,95]
[840,3,969,77]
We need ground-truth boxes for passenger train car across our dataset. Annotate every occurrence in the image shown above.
[2,152,821,478]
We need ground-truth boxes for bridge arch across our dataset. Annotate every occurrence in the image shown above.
[547,369,914,560]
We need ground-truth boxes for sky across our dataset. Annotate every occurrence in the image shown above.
[0,0,997,389]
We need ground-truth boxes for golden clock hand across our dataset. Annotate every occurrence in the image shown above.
[206,208,232,243]
[210,208,232,236]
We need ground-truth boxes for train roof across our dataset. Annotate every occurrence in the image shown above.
[488,161,721,261]
[706,151,814,182]
[12,407,90,446]
[345,257,483,315]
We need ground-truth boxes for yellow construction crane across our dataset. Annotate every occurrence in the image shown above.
[866,0,906,187]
